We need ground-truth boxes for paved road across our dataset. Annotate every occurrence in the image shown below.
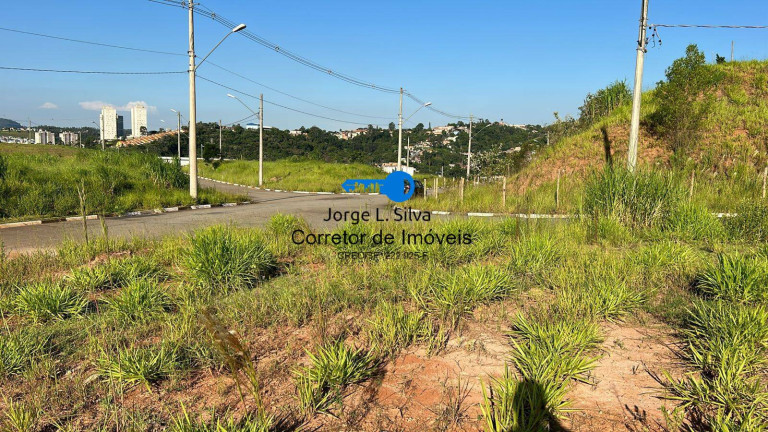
[0,179,390,254]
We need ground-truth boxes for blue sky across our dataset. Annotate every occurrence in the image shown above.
[1,0,767,131]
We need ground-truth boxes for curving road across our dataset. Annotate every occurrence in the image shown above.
[0,179,390,254]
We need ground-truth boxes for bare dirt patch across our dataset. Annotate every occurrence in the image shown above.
[564,321,685,432]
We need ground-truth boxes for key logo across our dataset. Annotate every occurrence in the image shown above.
[342,171,416,203]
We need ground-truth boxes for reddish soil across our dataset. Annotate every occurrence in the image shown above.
[564,321,685,432]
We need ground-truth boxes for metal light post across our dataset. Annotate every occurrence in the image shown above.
[187,0,245,199]
[171,109,182,159]
[227,93,263,186]
[397,97,431,171]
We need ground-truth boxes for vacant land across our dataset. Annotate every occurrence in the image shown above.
[1,168,766,431]
[0,144,243,222]
[196,159,386,193]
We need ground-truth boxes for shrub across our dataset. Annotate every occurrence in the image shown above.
[14,281,88,321]
[583,167,684,228]
[182,226,277,291]
[294,341,377,414]
[697,254,768,303]
[725,200,768,242]
[103,279,173,322]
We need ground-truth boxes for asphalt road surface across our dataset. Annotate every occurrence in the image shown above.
[1,179,391,254]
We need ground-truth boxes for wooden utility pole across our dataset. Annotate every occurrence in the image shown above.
[502,176,507,207]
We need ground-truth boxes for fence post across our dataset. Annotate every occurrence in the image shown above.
[763,166,767,199]
[502,176,507,207]
[434,177,438,200]
[459,177,465,203]
[689,170,695,201]
[424,179,427,199]
[555,170,561,209]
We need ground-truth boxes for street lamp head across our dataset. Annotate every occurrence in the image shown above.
[170,108,178,113]
[232,24,246,33]
[227,93,237,99]
[424,102,432,107]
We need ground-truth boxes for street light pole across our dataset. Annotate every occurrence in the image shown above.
[187,1,198,199]
[219,119,222,158]
[397,87,403,171]
[186,2,245,199]
[627,0,649,173]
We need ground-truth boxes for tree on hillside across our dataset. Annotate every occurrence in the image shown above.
[578,80,631,125]
[653,44,723,155]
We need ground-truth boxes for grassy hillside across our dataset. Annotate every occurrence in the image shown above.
[507,59,768,212]
[0,144,242,221]
[197,159,386,192]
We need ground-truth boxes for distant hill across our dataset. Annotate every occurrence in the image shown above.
[0,118,22,129]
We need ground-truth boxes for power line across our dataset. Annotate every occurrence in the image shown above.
[197,75,377,126]
[0,66,184,74]
[224,114,256,127]
[150,0,471,120]
[207,62,394,120]
[650,23,768,29]
[0,26,186,56]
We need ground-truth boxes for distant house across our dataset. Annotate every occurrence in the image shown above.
[381,162,416,176]
[289,129,304,136]
[245,123,259,130]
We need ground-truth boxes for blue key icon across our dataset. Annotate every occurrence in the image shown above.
[342,171,415,203]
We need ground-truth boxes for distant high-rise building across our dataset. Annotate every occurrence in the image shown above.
[34,130,55,144]
[59,131,79,145]
[131,104,147,138]
[117,115,125,138]
[100,106,118,140]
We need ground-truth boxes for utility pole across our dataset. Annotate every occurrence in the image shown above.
[466,115,473,179]
[188,0,198,199]
[219,119,222,157]
[627,0,649,173]
[259,93,264,187]
[28,119,31,143]
[397,87,404,171]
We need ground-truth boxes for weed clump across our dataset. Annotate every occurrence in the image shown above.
[583,167,684,228]
[104,279,173,322]
[97,344,181,391]
[294,341,377,415]
[0,329,48,376]
[696,254,768,304]
[14,281,88,322]
[182,225,277,291]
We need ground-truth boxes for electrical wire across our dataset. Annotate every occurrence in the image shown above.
[197,75,378,126]
[0,66,184,74]
[650,23,768,29]
[207,62,394,120]
[0,26,185,56]
[150,0,472,119]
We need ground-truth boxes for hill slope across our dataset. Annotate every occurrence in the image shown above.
[512,60,768,194]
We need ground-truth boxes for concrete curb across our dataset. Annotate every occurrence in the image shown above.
[0,201,256,230]
[197,175,380,196]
